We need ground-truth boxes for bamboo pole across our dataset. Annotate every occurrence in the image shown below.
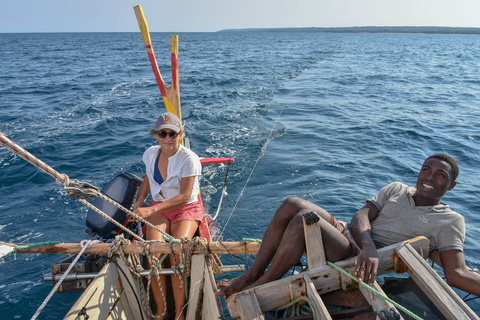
[6,241,261,255]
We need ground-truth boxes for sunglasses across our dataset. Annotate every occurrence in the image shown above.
[156,131,180,139]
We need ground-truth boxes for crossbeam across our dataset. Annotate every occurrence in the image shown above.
[5,241,261,255]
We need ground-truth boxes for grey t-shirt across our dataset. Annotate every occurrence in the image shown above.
[369,182,465,253]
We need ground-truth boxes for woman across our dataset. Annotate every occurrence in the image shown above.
[133,112,202,320]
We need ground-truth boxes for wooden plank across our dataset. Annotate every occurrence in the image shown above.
[235,291,265,320]
[115,258,147,319]
[302,212,326,269]
[358,281,404,320]
[10,241,261,255]
[304,275,332,319]
[64,261,128,319]
[186,255,205,320]
[288,278,306,300]
[202,258,225,320]
[227,237,429,319]
[396,243,479,320]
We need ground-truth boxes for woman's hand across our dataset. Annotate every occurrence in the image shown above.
[133,206,154,221]
[354,244,379,286]
[133,199,146,210]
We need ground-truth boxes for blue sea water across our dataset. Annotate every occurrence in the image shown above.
[1,31,480,319]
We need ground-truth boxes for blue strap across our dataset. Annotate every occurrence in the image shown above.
[154,150,164,185]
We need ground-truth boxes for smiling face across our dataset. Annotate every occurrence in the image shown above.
[414,157,456,206]
[155,129,182,154]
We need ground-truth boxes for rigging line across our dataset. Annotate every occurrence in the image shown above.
[218,94,291,239]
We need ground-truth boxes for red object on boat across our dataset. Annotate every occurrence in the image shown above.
[200,157,234,165]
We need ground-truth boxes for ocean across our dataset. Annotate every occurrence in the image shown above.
[1,31,480,319]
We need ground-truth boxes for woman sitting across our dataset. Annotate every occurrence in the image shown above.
[133,112,203,320]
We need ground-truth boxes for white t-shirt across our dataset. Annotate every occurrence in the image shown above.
[142,144,201,203]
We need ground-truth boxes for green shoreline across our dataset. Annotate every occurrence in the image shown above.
[218,26,480,34]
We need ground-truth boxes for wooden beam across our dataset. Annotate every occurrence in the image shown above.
[304,275,332,319]
[7,241,261,255]
[302,212,326,269]
[64,258,147,319]
[359,281,404,320]
[186,255,205,320]
[202,256,225,319]
[227,237,429,319]
[236,291,265,320]
[396,243,479,320]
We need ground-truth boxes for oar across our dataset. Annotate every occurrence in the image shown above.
[133,5,182,121]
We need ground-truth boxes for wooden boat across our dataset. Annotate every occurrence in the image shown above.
[2,5,479,320]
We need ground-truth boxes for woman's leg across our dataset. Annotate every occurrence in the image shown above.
[169,219,199,320]
[146,216,171,319]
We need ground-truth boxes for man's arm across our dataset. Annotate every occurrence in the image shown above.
[440,249,480,296]
[350,202,380,285]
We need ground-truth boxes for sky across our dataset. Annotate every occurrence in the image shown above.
[1,0,480,33]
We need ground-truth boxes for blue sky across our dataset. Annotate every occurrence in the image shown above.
[1,0,479,33]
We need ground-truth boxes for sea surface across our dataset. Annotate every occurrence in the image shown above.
[1,31,480,319]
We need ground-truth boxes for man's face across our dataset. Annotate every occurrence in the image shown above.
[415,158,456,204]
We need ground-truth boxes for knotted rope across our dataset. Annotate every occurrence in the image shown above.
[0,132,176,243]
[266,296,316,320]
[107,236,167,319]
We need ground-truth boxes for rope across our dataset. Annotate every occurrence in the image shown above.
[0,132,178,243]
[211,186,228,221]
[0,133,70,186]
[212,161,232,221]
[327,261,423,320]
[109,235,168,319]
[31,240,99,320]
[78,189,177,243]
[143,242,168,319]
[266,296,316,320]
[218,99,289,239]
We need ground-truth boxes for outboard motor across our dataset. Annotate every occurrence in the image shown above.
[86,172,143,240]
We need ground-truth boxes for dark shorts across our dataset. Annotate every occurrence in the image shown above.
[329,214,361,257]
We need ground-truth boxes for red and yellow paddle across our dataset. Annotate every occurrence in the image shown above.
[134,5,182,123]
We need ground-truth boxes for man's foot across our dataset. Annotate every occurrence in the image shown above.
[216,273,256,297]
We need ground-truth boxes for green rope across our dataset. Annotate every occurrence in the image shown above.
[163,234,179,242]
[10,241,62,253]
[267,296,317,320]
[327,261,423,320]
[153,253,169,271]
[242,238,262,242]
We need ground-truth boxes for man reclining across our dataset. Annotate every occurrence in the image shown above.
[217,153,480,297]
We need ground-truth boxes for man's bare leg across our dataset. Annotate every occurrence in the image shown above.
[217,197,341,295]
[242,209,353,289]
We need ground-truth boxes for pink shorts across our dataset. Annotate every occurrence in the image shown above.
[149,200,204,225]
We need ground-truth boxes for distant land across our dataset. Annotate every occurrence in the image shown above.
[218,26,480,34]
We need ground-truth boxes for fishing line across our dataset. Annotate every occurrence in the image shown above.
[218,86,293,240]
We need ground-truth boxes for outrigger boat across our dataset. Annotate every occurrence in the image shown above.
[1,5,479,320]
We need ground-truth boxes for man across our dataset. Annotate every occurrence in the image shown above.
[217,153,480,297]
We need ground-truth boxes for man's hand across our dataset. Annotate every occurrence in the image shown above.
[354,244,379,285]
